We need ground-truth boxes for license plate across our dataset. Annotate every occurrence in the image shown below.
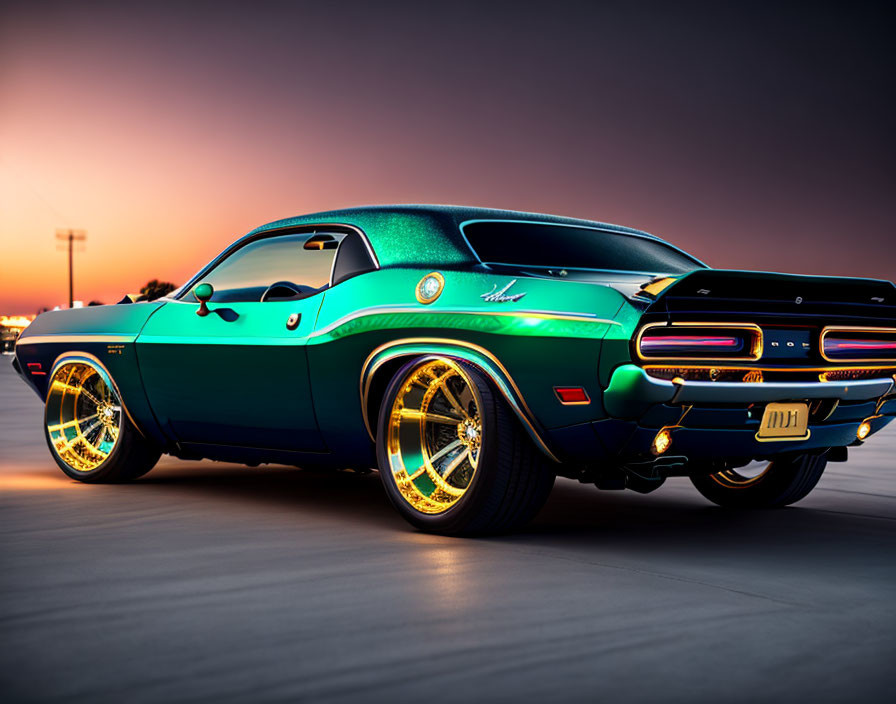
[756,402,810,441]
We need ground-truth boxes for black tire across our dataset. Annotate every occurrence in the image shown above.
[45,410,161,483]
[690,452,828,508]
[376,357,555,535]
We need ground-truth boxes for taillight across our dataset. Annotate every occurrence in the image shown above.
[636,323,762,361]
[821,327,896,362]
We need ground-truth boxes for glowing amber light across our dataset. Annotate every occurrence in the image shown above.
[651,428,673,455]
[857,422,872,441]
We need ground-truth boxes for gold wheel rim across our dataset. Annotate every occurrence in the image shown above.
[46,362,122,472]
[387,358,482,514]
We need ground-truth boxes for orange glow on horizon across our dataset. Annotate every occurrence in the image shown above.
[1,4,893,313]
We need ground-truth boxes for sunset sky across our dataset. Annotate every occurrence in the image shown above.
[1,1,893,313]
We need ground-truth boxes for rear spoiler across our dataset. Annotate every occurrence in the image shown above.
[653,269,895,306]
[641,269,896,326]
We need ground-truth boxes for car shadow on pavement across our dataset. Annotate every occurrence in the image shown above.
[135,462,896,563]
[137,461,403,529]
[525,477,896,561]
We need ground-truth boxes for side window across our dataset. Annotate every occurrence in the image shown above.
[192,232,343,303]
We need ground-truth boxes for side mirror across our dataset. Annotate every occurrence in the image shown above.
[194,283,214,317]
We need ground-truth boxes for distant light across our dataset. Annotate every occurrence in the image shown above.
[0,315,35,330]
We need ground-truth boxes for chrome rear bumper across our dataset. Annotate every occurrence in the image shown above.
[604,364,895,418]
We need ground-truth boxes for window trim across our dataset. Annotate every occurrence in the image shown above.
[174,223,380,301]
[458,218,707,273]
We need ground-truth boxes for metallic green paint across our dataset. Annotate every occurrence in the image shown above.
[136,296,326,451]
[13,206,896,473]
[603,365,678,419]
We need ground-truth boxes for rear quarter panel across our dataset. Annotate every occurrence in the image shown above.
[308,267,629,458]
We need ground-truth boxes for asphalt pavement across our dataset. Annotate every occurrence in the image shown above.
[1,358,894,703]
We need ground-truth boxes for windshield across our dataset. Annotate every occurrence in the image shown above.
[462,221,704,275]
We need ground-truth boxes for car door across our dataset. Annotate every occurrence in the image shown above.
[135,231,343,452]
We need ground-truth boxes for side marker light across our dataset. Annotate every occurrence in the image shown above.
[554,387,590,405]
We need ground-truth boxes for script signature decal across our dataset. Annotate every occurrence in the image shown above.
[481,280,527,303]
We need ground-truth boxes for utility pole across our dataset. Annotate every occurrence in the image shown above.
[55,229,87,308]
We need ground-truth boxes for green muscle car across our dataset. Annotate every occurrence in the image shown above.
[13,206,896,534]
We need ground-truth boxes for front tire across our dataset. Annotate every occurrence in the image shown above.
[690,452,828,508]
[376,357,555,535]
[44,361,161,483]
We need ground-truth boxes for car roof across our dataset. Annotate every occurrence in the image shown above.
[247,204,668,268]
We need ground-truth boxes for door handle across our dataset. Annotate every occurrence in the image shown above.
[286,313,301,330]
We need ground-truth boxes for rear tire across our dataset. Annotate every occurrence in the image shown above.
[690,452,828,508]
[44,361,161,483]
[376,356,555,535]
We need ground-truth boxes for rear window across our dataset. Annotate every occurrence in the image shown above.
[463,221,703,274]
